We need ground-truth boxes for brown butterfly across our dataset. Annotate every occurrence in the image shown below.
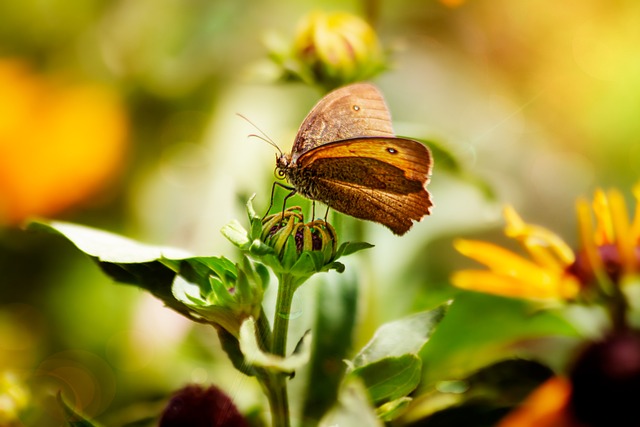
[274,82,433,235]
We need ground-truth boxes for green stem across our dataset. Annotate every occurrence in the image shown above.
[273,274,296,357]
[263,373,290,427]
[263,273,298,427]
[608,283,629,331]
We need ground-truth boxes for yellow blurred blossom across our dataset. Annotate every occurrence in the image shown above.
[0,59,128,225]
[452,206,580,300]
[571,186,640,288]
[0,371,29,425]
[452,186,640,301]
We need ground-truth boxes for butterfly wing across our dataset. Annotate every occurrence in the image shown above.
[292,83,395,160]
[296,137,433,235]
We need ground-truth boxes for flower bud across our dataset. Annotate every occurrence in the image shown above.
[261,207,338,270]
[223,197,372,287]
[278,11,386,90]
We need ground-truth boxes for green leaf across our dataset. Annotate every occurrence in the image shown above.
[325,260,345,273]
[335,241,375,258]
[353,302,450,367]
[280,237,299,270]
[216,326,257,377]
[239,317,311,373]
[376,397,413,422]
[27,220,202,322]
[28,220,190,263]
[290,251,320,276]
[245,194,259,222]
[57,391,102,427]
[350,354,422,405]
[420,292,579,386]
[249,238,275,256]
[161,256,237,290]
[254,262,271,292]
[172,277,207,306]
[220,219,251,249]
[399,359,553,426]
[302,274,359,422]
[319,380,383,427]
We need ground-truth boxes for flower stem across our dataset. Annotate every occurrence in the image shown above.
[264,273,298,427]
[273,274,296,357]
[256,369,289,427]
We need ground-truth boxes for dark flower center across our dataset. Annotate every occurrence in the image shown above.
[567,244,640,286]
[295,226,324,253]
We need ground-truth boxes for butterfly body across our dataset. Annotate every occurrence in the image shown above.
[275,83,433,235]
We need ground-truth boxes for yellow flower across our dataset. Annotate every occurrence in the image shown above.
[0,371,30,424]
[452,186,640,301]
[571,186,640,286]
[452,205,580,300]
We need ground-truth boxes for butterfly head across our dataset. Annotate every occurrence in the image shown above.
[275,152,292,179]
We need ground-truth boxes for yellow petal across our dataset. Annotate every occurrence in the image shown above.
[503,206,575,272]
[520,242,571,275]
[454,239,553,284]
[576,198,607,285]
[593,188,614,245]
[631,182,640,244]
[503,205,526,234]
[608,189,637,272]
[451,270,575,299]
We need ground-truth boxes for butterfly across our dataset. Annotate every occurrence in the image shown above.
[273,82,433,236]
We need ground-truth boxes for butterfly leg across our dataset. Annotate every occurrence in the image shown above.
[264,181,296,220]
[281,188,297,222]
[323,205,330,222]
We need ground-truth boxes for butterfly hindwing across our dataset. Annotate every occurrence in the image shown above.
[296,137,433,234]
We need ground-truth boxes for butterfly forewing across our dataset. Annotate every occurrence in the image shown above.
[292,83,394,160]
[297,137,432,181]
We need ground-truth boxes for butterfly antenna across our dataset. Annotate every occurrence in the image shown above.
[237,113,283,155]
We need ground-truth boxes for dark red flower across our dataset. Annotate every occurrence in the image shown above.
[159,384,249,427]
[569,331,640,427]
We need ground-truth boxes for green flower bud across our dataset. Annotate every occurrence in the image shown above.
[270,11,386,91]
[261,206,338,273]
[222,197,373,287]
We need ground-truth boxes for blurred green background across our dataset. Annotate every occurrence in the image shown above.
[1,0,639,425]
